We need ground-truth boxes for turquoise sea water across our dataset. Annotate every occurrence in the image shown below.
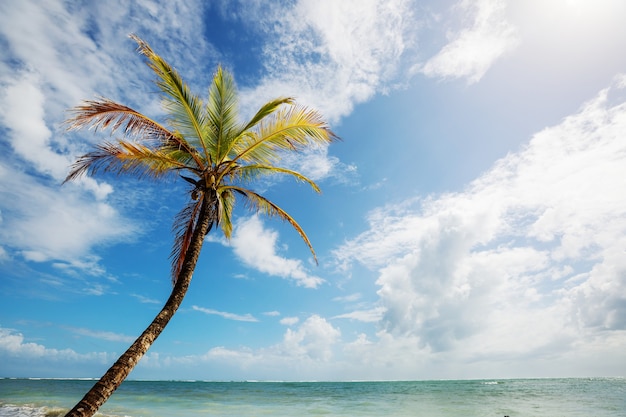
[0,378,624,417]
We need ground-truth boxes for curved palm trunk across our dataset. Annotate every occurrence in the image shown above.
[65,198,213,417]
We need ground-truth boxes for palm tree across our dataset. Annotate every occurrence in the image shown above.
[62,35,337,417]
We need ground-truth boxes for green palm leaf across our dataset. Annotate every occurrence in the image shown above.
[230,104,337,166]
[131,34,211,165]
[207,66,240,163]
[229,164,321,193]
[240,97,293,133]
[217,188,235,239]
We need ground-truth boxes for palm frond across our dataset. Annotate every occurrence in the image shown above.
[131,34,211,165]
[67,98,167,140]
[223,185,317,264]
[207,66,240,163]
[239,97,293,135]
[64,140,186,183]
[229,104,338,166]
[170,199,211,282]
[228,164,321,193]
[217,189,235,239]
[66,98,205,172]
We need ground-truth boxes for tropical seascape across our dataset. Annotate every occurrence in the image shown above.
[0,377,624,417]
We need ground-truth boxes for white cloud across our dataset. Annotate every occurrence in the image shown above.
[209,315,340,364]
[192,305,259,322]
[0,326,111,365]
[0,327,48,357]
[0,1,108,108]
[240,0,417,123]
[332,293,362,303]
[421,0,519,83]
[280,146,358,185]
[131,294,161,304]
[333,307,387,323]
[335,76,626,360]
[0,247,8,262]
[280,317,300,326]
[228,216,325,288]
[66,327,135,343]
[134,314,342,380]
[0,165,136,270]
[0,71,69,180]
[280,315,341,361]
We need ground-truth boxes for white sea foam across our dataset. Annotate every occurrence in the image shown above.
[0,404,64,417]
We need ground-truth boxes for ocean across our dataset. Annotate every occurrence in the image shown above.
[0,377,624,417]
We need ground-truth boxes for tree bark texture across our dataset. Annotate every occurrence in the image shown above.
[65,198,213,417]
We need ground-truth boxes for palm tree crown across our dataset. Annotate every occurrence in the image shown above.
[66,34,337,281]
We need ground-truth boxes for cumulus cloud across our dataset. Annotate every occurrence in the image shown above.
[135,315,342,379]
[335,76,626,358]
[0,326,112,376]
[421,0,519,83]
[226,216,325,288]
[216,315,340,363]
[0,327,52,358]
[280,315,341,361]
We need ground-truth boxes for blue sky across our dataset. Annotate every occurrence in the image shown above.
[1,0,625,381]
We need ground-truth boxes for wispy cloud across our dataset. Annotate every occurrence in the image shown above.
[333,307,386,323]
[237,0,418,123]
[192,306,259,322]
[420,0,519,83]
[131,294,161,304]
[279,146,358,185]
[332,293,362,303]
[66,327,135,343]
